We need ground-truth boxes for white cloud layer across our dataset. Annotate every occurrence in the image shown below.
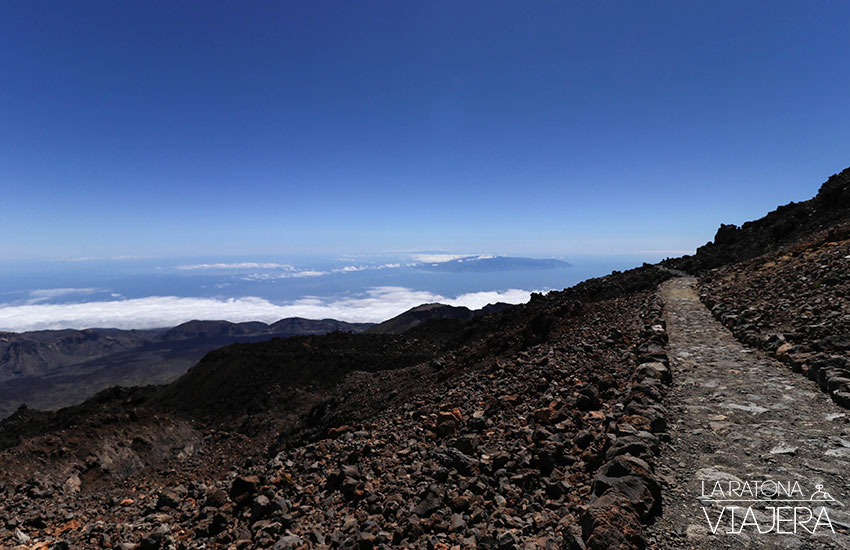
[176,262,296,270]
[410,254,474,263]
[26,288,100,304]
[407,254,499,265]
[0,287,539,332]
[240,270,328,281]
[239,263,403,281]
[336,263,401,273]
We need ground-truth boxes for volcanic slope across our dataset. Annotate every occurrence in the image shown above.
[0,318,372,419]
[0,266,673,550]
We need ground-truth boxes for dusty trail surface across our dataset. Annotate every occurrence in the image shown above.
[649,277,850,549]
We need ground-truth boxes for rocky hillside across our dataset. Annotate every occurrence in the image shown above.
[0,328,160,380]
[698,222,850,409]
[367,303,512,335]
[663,166,850,273]
[642,164,850,421]
[0,318,372,419]
[657,165,850,413]
[0,266,673,550]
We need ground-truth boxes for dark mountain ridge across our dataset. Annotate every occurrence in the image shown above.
[663,166,850,273]
[0,318,372,418]
[366,302,513,334]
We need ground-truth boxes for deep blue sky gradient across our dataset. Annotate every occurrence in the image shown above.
[2,1,849,259]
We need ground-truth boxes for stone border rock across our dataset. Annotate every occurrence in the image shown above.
[578,294,671,550]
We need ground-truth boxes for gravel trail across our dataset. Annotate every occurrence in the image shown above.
[649,277,850,549]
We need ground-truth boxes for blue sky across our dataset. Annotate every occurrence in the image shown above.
[2,1,849,260]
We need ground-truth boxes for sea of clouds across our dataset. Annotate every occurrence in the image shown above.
[0,286,538,332]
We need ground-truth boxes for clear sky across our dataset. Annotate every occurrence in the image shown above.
[2,1,849,260]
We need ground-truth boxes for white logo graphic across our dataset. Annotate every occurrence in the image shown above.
[700,479,838,535]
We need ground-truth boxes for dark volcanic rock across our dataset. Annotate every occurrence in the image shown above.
[591,455,661,521]
[664,166,850,273]
[581,492,646,550]
[367,302,513,335]
[0,265,673,549]
[229,475,260,506]
[412,484,444,516]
